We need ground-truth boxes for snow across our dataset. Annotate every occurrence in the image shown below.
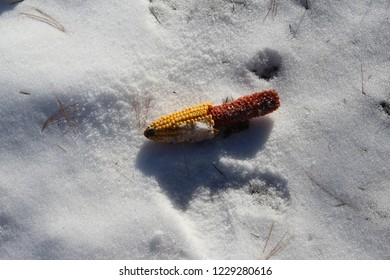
[0,0,389,259]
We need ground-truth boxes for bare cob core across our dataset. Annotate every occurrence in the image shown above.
[144,90,280,143]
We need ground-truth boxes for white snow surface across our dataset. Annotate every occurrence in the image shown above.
[0,0,389,259]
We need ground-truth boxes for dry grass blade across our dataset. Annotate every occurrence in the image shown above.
[212,162,224,176]
[19,91,31,95]
[115,167,134,183]
[42,97,79,132]
[131,95,152,130]
[20,7,66,33]
[361,64,366,95]
[265,231,294,260]
[149,7,161,24]
[263,0,278,22]
[261,221,274,255]
[289,9,308,37]
[56,144,68,153]
[260,221,293,260]
[132,100,142,129]
[305,171,356,210]
[181,144,190,177]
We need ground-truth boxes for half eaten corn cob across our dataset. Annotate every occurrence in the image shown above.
[144,90,280,143]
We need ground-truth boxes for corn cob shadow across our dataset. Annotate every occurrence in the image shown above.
[136,117,283,209]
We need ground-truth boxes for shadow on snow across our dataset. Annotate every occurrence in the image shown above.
[136,118,289,210]
[0,1,23,15]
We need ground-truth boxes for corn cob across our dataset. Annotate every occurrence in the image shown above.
[144,90,280,143]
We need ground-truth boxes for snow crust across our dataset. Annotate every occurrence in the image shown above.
[0,0,389,259]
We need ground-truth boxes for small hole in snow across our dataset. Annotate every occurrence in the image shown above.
[247,49,283,81]
[379,101,390,116]
[294,0,311,10]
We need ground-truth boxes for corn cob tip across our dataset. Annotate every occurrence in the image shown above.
[144,128,155,138]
